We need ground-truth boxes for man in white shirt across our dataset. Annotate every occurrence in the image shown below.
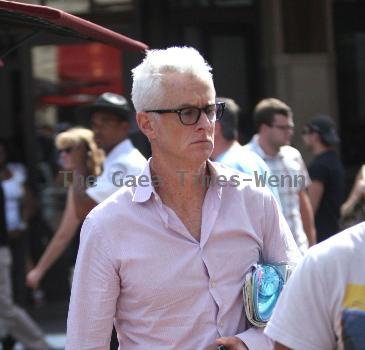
[73,92,147,218]
[211,97,281,206]
[265,222,365,350]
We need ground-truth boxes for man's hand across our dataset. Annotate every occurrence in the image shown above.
[216,336,248,350]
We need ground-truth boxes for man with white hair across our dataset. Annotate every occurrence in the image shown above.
[66,47,300,350]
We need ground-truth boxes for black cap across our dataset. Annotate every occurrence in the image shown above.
[76,92,131,121]
[306,115,340,146]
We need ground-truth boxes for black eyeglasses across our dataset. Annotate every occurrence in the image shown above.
[145,102,225,125]
[58,147,74,154]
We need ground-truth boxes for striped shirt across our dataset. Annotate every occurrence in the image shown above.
[244,135,311,253]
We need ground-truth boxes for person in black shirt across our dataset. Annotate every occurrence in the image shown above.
[301,115,345,242]
[0,181,50,349]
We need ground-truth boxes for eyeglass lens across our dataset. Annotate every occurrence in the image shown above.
[180,103,223,125]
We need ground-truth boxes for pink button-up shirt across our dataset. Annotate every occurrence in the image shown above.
[66,160,300,350]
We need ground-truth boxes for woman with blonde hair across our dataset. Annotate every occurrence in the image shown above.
[26,127,103,289]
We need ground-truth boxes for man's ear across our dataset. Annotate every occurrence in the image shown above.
[136,112,156,141]
[260,123,270,135]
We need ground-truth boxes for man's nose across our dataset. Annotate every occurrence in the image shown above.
[195,111,212,129]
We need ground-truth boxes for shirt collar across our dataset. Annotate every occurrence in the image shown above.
[132,159,224,203]
[105,138,134,165]
[132,158,157,203]
[249,134,284,160]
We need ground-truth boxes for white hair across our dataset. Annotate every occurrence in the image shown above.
[131,46,213,112]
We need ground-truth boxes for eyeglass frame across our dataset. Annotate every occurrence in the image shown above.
[144,102,225,125]
[301,125,320,135]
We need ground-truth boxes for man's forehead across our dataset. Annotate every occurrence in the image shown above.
[273,113,293,123]
[160,75,215,104]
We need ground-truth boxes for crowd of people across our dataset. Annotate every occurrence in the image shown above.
[0,46,364,350]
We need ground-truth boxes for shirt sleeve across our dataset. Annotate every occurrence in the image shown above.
[235,191,302,350]
[66,218,120,350]
[298,154,311,190]
[264,250,336,350]
[262,192,302,264]
[86,162,128,203]
[309,159,328,183]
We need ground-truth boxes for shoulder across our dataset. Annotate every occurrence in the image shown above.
[309,155,329,175]
[105,151,146,179]
[280,145,303,160]
[86,185,135,223]
[8,163,27,182]
[113,148,146,170]
[310,222,365,261]
[215,162,273,204]
[297,223,365,281]
[240,148,269,170]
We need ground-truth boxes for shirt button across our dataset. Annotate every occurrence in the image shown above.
[211,280,216,288]
[219,321,224,327]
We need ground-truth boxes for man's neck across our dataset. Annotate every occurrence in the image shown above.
[257,135,280,157]
[150,154,209,203]
[104,138,125,156]
[312,142,331,156]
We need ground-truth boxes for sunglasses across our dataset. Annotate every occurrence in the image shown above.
[270,124,295,131]
[301,127,317,135]
[58,146,74,154]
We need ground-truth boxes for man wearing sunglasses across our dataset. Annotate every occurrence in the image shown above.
[301,115,344,242]
[244,98,316,254]
[66,47,300,350]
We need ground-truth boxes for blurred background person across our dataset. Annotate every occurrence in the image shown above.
[211,97,281,206]
[340,164,365,229]
[244,98,316,253]
[73,92,147,220]
[0,164,50,349]
[0,139,30,306]
[301,115,345,242]
[265,222,365,350]
[26,127,103,290]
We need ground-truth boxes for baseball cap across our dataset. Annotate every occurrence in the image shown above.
[305,115,340,146]
[76,92,131,121]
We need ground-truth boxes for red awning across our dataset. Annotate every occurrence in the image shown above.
[0,0,148,52]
